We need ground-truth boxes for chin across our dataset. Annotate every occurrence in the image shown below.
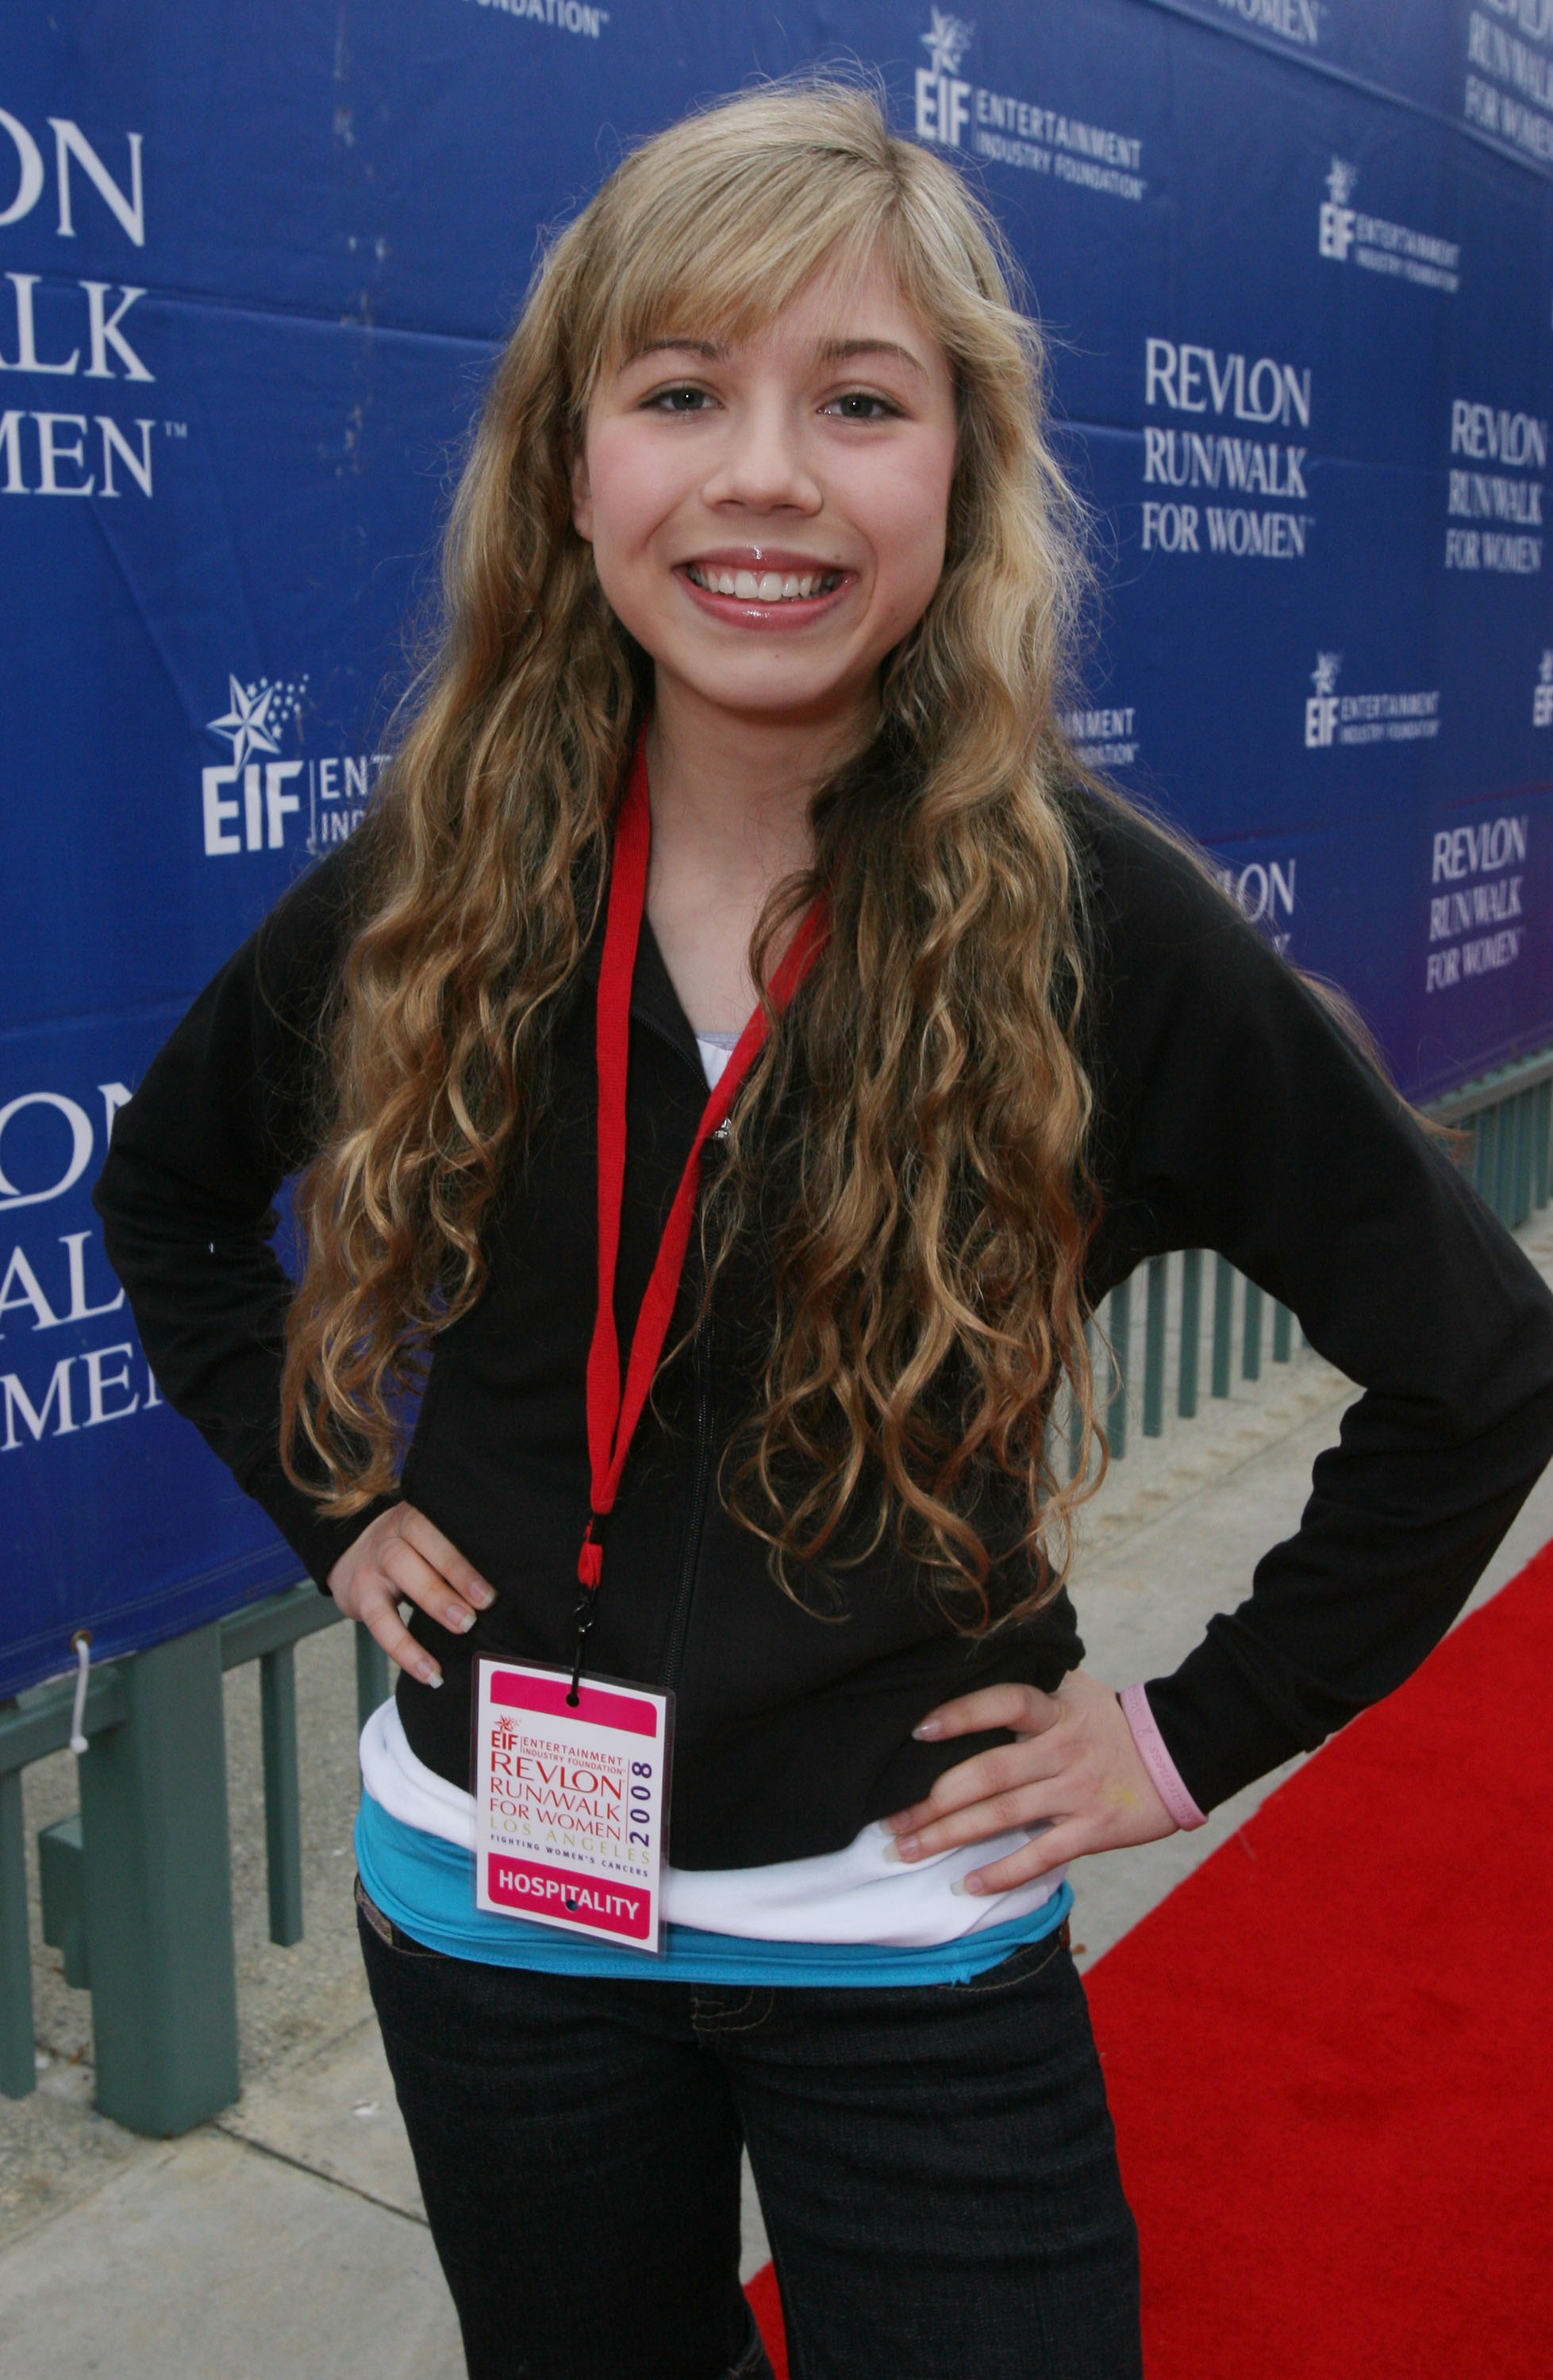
[675,654,862,716]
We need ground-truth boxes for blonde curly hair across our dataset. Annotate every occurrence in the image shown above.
[281,78,1104,1624]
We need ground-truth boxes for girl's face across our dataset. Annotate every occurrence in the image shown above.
[571,253,959,739]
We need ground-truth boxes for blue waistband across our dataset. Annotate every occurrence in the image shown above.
[355,1791,1072,1988]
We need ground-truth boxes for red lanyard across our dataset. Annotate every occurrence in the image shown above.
[571,735,828,1681]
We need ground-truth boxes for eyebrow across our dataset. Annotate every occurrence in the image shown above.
[625,336,930,380]
[814,338,929,381]
[632,339,725,361]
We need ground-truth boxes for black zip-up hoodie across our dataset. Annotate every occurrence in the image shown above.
[93,786,1553,1868]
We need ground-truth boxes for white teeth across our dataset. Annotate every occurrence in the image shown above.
[688,564,837,601]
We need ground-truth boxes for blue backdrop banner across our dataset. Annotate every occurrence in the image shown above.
[3,0,1550,1691]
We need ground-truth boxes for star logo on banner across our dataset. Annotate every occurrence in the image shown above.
[1311,651,1342,697]
[206,675,282,770]
[1540,650,1553,686]
[1325,156,1358,205]
[921,10,974,78]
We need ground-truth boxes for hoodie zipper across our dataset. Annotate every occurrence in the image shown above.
[661,1315,713,1699]
[621,988,718,1698]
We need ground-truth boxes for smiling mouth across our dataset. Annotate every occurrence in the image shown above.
[683,562,846,602]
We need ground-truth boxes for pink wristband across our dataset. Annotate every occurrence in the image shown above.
[1119,1684,1208,1830]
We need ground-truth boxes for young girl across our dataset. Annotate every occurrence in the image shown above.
[95,82,1553,2380]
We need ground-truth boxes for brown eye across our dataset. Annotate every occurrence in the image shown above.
[825,392,898,421]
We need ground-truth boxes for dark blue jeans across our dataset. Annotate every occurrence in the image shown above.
[357,1883,1141,2380]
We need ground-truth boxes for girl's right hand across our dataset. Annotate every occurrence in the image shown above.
[326,1501,495,1689]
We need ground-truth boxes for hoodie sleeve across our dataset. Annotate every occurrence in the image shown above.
[1077,792,1553,1812]
[92,845,392,1587]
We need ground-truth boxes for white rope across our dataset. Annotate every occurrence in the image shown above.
[67,1630,91,1757]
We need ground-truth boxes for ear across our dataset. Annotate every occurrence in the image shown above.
[570,444,593,543]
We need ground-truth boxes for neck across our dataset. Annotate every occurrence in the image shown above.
[644,674,876,892]
[639,675,871,1035]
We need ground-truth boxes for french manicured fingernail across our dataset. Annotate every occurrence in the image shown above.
[890,1833,921,1861]
[451,1606,476,1633]
[913,1719,942,1740]
[420,1661,443,1687]
[467,1582,495,1608]
[957,1873,986,1895]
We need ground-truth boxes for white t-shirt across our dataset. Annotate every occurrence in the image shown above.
[359,1698,1062,1948]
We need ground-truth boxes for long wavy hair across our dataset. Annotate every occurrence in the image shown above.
[280,79,1107,1624]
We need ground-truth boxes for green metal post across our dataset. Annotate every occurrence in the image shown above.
[1475,1104,1497,1204]
[1211,1256,1234,1399]
[260,1645,304,1948]
[76,1623,239,2136]
[1495,1096,1516,1222]
[1528,1089,1540,1219]
[1178,1248,1201,1419]
[1536,1081,1551,1209]
[1272,1301,1294,1363]
[1069,1320,1095,1484]
[355,1623,390,1732]
[0,1764,34,2100]
[1142,1256,1167,1438]
[1513,1091,1535,1228]
[38,1814,89,1987]
[1107,1276,1131,1460]
[1243,1280,1263,1381]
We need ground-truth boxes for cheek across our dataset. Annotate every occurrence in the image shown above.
[579,432,664,578]
[869,463,954,621]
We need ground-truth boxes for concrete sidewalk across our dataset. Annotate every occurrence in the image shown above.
[4,1218,1552,2377]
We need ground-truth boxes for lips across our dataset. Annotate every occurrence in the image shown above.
[684,561,846,604]
[675,551,857,628]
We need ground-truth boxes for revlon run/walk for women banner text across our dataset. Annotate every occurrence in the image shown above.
[2,0,1549,1689]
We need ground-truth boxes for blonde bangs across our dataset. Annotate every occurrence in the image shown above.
[593,209,883,390]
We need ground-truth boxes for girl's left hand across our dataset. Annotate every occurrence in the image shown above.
[886,1670,1177,1894]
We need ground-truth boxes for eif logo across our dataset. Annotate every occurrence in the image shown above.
[201,673,308,855]
[915,10,974,147]
[1305,651,1340,747]
[1318,157,1357,262]
[1315,152,1459,294]
[1536,651,1553,730]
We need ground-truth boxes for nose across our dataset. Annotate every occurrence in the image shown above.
[701,394,821,515]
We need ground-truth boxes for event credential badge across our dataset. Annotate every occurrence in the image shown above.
[474,1660,670,1953]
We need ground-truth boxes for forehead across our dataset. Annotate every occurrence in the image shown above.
[598,244,937,373]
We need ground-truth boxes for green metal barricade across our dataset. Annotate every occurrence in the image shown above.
[0,1592,387,2130]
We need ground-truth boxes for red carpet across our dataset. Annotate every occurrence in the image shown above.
[744,2262,788,2377]
[1086,1541,1553,2377]
[745,1542,1553,2375]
